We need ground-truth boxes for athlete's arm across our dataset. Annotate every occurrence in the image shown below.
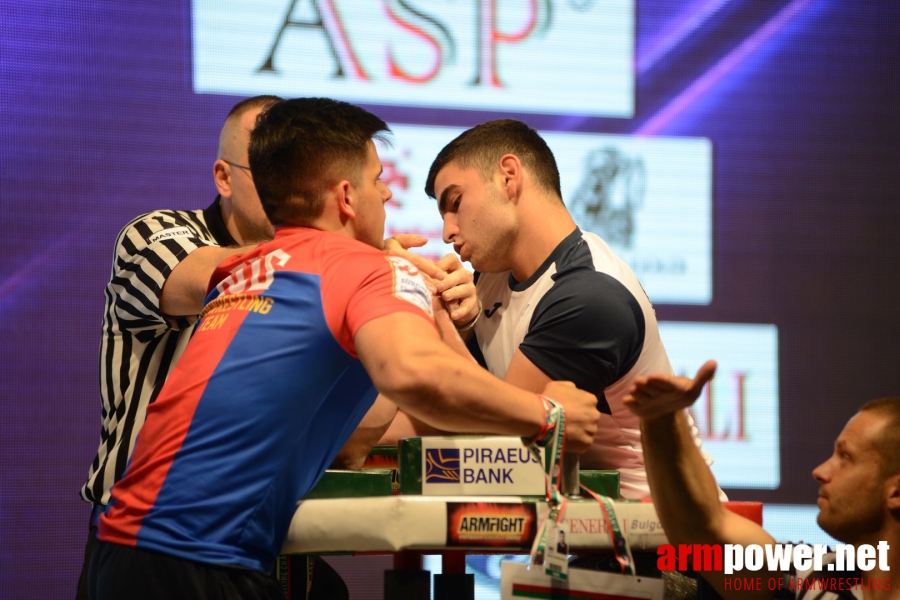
[354,311,600,452]
[377,298,472,444]
[160,246,252,316]
[379,347,560,444]
[379,341,564,444]
[625,362,777,599]
[331,394,398,469]
[504,351,553,392]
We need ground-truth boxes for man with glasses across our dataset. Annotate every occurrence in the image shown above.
[76,96,295,598]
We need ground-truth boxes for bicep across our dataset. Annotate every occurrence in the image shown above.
[503,350,552,393]
[160,246,245,316]
[111,215,214,323]
[353,311,444,395]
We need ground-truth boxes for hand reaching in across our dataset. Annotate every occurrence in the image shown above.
[623,360,717,421]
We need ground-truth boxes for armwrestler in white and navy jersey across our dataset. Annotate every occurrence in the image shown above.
[472,228,675,496]
[422,119,718,500]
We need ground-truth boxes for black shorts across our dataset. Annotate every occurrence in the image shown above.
[88,540,284,600]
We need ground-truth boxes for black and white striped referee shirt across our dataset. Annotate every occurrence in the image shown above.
[81,198,236,505]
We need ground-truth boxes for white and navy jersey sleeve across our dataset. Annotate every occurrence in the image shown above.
[519,270,645,414]
[109,210,215,333]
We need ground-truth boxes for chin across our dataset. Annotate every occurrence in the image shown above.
[815,511,826,530]
[469,256,503,273]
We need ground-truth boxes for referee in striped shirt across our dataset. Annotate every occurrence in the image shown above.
[76,95,282,598]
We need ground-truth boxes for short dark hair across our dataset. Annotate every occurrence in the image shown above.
[859,397,900,476]
[424,119,562,201]
[249,98,390,226]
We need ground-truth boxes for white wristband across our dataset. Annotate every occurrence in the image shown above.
[455,299,483,332]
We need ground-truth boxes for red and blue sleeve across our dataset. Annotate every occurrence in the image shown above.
[321,249,435,357]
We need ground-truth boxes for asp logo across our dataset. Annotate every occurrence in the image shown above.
[192,0,634,117]
[425,448,460,483]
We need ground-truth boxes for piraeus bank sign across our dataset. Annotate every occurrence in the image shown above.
[421,437,546,496]
[192,0,634,117]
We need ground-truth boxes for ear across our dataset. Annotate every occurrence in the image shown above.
[213,160,232,198]
[498,154,522,202]
[335,180,356,221]
[885,473,900,511]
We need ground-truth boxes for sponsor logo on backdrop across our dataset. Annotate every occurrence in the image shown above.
[570,148,645,249]
[192,0,634,116]
[379,124,712,304]
[659,322,780,488]
[692,369,749,441]
[447,502,537,547]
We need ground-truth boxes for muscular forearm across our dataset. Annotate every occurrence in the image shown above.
[433,307,477,362]
[641,411,729,544]
[393,346,545,438]
[356,313,600,452]
[356,320,544,439]
[378,410,447,445]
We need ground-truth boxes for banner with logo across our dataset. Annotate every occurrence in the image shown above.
[447,502,538,548]
[421,437,546,496]
[192,0,634,117]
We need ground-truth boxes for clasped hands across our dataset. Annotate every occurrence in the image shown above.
[383,234,479,331]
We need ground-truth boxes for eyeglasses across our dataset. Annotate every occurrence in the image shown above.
[223,159,251,173]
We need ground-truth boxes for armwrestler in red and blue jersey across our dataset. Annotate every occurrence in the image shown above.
[97,228,433,572]
[88,97,602,600]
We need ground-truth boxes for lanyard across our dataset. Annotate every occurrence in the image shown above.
[579,483,636,577]
[524,395,570,580]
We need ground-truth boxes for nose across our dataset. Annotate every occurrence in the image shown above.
[812,459,830,484]
[382,183,392,204]
[442,213,458,244]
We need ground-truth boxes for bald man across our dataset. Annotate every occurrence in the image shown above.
[626,364,900,600]
[76,95,282,599]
